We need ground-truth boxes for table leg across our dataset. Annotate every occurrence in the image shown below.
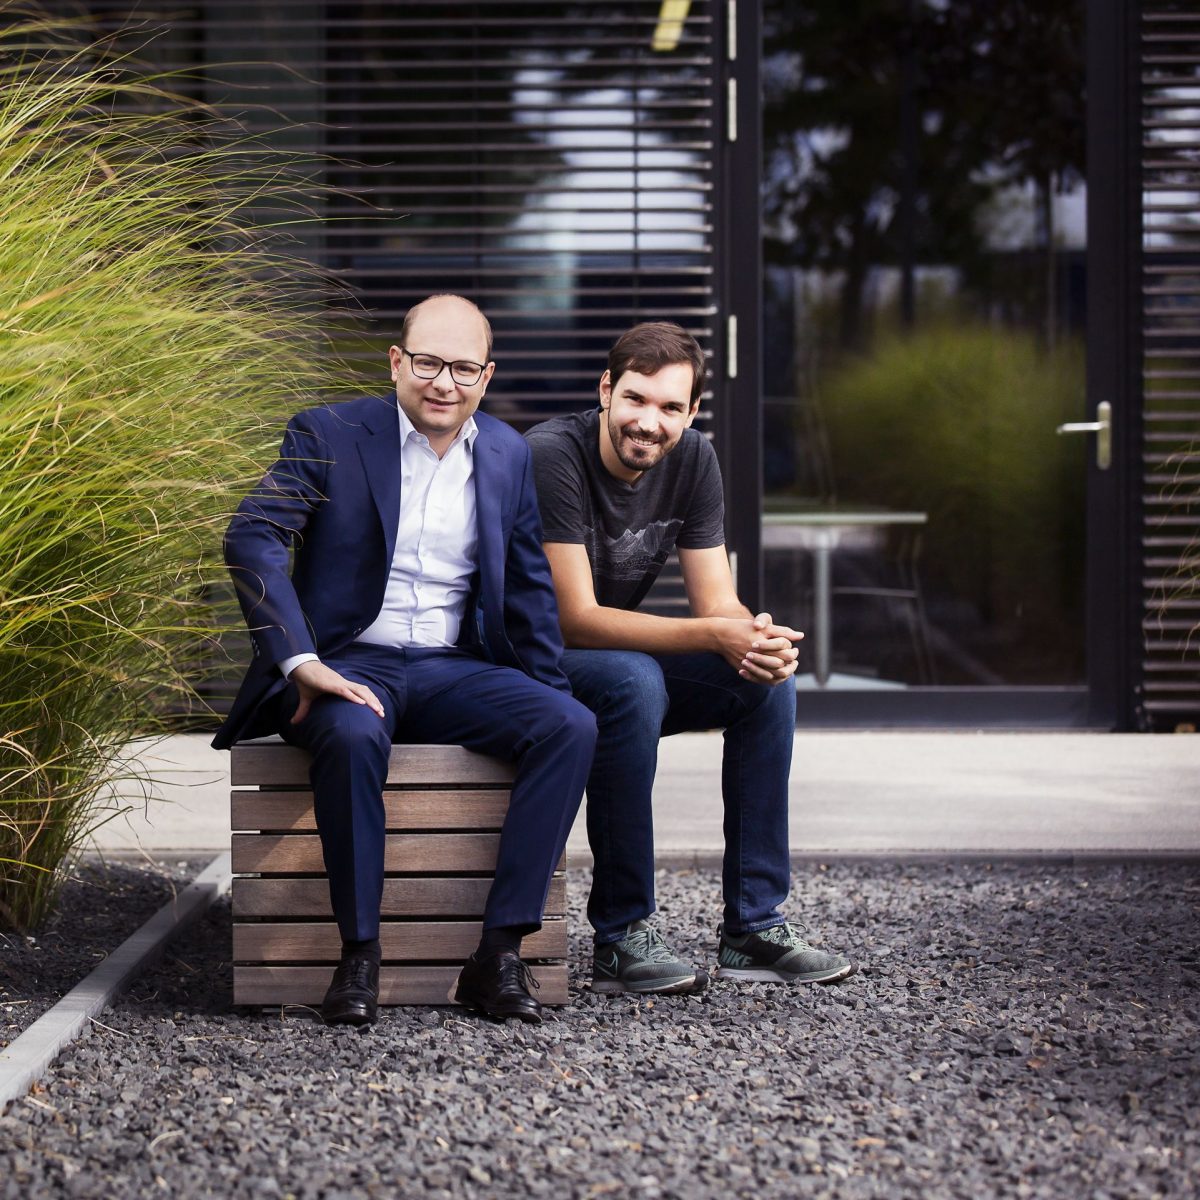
[812,540,832,687]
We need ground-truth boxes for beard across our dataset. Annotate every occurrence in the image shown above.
[609,412,672,474]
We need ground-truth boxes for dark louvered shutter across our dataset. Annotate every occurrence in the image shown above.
[79,2,725,404]
[75,1,737,623]
[319,4,722,415]
[1141,4,1200,728]
[313,1,729,614]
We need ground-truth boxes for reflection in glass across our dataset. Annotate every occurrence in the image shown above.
[762,0,1087,687]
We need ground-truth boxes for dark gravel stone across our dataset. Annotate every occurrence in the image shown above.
[1,859,191,1047]
[0,861,1198,1199]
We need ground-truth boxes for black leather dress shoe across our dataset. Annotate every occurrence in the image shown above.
[320,953,379,1026]
[454,950,542,1023]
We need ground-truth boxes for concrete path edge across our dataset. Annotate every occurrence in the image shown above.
[0,852,232,1113]
[656,848,1200,869]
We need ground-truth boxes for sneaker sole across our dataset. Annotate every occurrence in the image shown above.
[715,962,855,985]
[591,968,710,996]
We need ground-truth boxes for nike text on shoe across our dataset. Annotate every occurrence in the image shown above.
[591,919,709,995]
[716,922,854,984]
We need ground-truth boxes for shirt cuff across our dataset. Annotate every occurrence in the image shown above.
[278,652,319,680]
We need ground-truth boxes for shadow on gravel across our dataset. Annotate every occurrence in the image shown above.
[2,861,1198,1200]
[1,861,189,1047]
[122,901,235,1019]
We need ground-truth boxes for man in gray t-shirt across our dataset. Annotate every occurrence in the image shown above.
[528,406,724,611]
[526,322,853,994]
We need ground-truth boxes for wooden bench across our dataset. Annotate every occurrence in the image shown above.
[230,741,568,1007]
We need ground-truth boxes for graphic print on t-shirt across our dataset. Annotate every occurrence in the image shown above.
[586,519,685,582]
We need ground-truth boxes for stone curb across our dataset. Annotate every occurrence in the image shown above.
[0,852,232,1113]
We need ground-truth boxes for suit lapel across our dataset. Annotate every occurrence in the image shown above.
[356,400,402,565]
[471,420,506,609]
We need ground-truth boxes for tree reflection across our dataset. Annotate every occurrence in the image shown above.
[763,0,1084,350]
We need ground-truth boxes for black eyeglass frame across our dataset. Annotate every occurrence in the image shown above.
[399,347,488,386]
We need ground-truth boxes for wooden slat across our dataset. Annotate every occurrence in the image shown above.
[231,742,516,787]
[231,789,512,832]
[232,875,567,918]
[233,963,569,1007]
[229,737,571,1010]
[232,832,566,874]
[233,919,567,963]
[233,832,501,874]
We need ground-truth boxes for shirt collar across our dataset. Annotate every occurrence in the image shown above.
[396,402,478,451]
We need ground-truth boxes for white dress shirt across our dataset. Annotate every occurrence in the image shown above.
[278,406,478,678]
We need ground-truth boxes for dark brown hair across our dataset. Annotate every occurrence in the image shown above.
[607,321,705,406]
[399,293,493,361]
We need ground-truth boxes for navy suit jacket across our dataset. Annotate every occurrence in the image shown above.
[212,395,570,750]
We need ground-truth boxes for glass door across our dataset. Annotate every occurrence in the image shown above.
[759,0,1109,724]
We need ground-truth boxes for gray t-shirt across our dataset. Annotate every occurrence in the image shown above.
[526,409,726,611]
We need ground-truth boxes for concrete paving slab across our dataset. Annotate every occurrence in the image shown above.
[85,731,1200,859]
[653,731,1199,855]
[88,738,231,857]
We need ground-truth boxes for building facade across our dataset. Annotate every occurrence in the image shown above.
[64,1,1200,730]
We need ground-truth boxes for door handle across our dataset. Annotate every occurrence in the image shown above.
[1056,400,1111,470]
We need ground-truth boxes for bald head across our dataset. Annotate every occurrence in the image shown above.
[388,293,496,457]
[399,293,493,363]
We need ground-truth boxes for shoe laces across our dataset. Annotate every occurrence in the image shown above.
[761,922,813,949]
[497,954,540,993]
[623,924,679,964]
[334,957,376,989]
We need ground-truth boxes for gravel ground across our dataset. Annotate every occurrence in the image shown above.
[1,859,193,1047]
[1,861,1198,1199]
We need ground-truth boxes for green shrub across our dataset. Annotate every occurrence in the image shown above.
[0,8,353,930]
[820,324,1086,647]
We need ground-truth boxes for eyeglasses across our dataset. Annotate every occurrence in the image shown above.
[399,347,487,387]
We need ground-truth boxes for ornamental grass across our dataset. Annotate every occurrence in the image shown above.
[0,7,355,930]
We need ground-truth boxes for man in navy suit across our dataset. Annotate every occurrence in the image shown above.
[213,294,596,1026]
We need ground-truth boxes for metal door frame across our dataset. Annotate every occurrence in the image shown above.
[1085,0,1140,731]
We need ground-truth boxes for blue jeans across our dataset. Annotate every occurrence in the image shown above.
[561,649,796,943]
